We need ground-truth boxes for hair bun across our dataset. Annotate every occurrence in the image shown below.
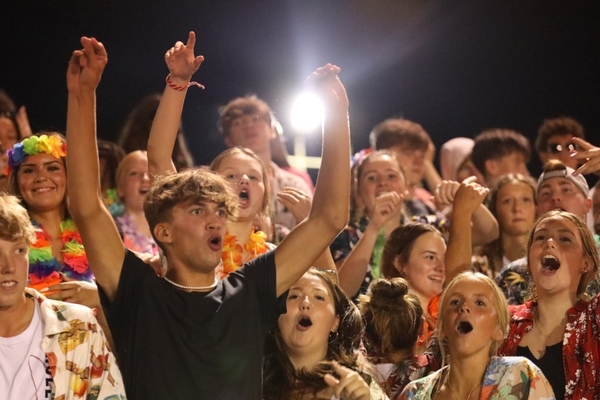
[369,278,410,310]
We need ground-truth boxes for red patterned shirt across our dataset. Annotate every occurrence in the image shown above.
[499,298,600,400]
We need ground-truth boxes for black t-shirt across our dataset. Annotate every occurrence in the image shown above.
[99,249,285,400]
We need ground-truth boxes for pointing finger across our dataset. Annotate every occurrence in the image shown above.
[187,31,196,49]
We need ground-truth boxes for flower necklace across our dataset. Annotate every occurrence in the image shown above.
[28,219,92,291]
[219,229,268,279]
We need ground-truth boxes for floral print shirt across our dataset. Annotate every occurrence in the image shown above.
[398,356,555,400]
[27,288,126,399]
[369,354,434,400]
[499,298,600,400]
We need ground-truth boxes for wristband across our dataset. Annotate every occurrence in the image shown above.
[165,74,205,91]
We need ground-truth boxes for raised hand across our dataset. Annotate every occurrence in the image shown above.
[453,176,489,215]
[571,137,600,177]
[165,31,205,86]
[66,37,108,93]
[324,362,370,400]
[305,63,349,111]
[369,191,403,230]
[434,179,460,208]
[277,187,312,223]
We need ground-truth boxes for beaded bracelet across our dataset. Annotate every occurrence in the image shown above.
[165,74,205,91]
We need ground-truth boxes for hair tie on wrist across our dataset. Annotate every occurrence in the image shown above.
[165,74,205,91]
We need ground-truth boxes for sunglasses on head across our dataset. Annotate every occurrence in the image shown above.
[547,142,579,154]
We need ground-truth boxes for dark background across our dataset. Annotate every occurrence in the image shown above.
[2,1,600,183]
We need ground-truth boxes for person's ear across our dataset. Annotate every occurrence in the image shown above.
[268,125,277,141]
[484,159,498,176]
[331,315,340,333]
[393,256,404,277]
[492,324,504,342]
[584,198,592,214]
[581,257,591,275]
[224,136,233,148]
[154,222,172,245]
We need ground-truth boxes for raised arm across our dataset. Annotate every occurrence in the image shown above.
[147,31,204,177]
[444,176,489,283]
[278,187,339,281]
[337,191,402,297]
[274,64,350,296]
[435,178,498,246]
[66,37,124,301]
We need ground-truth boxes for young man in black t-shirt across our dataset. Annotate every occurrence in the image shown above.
[65,33,350,399]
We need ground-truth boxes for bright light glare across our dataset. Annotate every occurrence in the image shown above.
[291,92,324,133]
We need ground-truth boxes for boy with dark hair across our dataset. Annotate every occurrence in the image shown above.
[66,33,350,399]
[470,128,531,187]
[0,195,125,399]
[535,116,585,170]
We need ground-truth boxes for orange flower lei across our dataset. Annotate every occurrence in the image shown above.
[220,230,269,279]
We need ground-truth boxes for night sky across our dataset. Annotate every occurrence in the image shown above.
[3,1,600,181]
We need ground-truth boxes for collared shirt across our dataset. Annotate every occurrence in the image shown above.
[499,298,600,400]
[399,356,555,400]
[27,288,126,400]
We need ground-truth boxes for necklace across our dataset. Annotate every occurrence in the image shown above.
[220,230,268,278]
[446,368,479,400]
[28,219,91,292]
[534,314,566,341]
[446,378,479,400]
[163,276,218,291]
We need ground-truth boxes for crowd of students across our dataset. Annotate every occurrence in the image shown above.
[1,31,600,400]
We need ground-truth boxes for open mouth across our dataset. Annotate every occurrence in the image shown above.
[208,236,222,251]
[139,188,149,195]
[456,320,473,335]
[239,190,249,206]
[298,317,313,328]
[429,275,443,282]
[541,255,560,271]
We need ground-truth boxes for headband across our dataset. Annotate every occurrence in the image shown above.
[4,135,67,176]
